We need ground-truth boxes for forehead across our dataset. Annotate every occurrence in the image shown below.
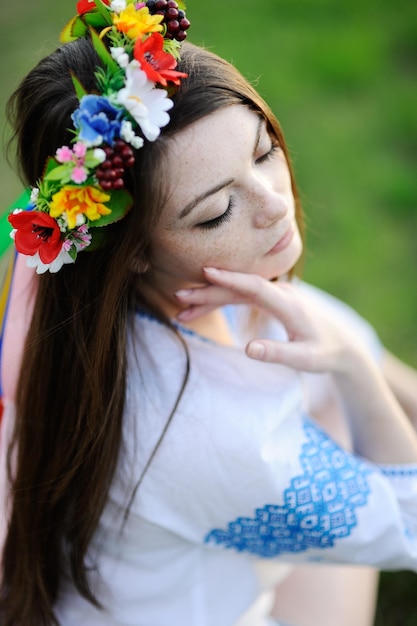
[163,105,262,213]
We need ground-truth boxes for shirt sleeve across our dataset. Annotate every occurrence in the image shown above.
[119,313,417,577]
[203,414,417,572]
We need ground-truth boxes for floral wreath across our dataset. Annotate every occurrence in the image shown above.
[8,0,190,274]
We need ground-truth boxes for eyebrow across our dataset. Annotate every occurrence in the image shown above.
[179,178,235,219]
[178,117,265,220]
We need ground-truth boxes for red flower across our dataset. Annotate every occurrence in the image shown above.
[9,211,63,264]
[77,0,109,15]
[134,33,188,87]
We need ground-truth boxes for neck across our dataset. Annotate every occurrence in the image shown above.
[179,308,234,346]
[140,279,234,346]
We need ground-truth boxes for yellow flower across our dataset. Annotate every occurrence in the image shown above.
[113,5,163,40]
[49,185,111,229]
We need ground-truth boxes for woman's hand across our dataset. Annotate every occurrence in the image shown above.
[176,267,363,374]
[176,267,417,463]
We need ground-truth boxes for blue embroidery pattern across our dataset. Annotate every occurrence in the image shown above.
[381,466,417,478]
[205,418,372,557]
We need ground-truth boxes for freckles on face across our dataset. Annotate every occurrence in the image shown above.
[147,105,302,296]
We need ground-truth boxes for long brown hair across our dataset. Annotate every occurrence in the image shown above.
[0,37,303,625]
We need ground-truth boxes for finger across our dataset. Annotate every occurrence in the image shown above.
[203,268,300,326]
[246,339,319,371]
[175,284,245,307]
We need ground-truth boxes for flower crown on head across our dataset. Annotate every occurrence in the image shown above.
[8,0,190,274]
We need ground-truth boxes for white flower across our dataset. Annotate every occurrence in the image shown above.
[110,46,130,69]
[120,120,144,149]
[110,0,126,12]
[117,64,173,142]
[93,148,106,163]
[58,214,69,232]
[30,187,40,203]
[25,248,75,274]
[76,213,86,227]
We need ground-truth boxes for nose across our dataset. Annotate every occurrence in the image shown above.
[250,175,289,229]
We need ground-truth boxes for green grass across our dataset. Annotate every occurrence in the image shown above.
[1,1,417,623]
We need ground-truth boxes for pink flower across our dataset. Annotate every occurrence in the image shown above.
[73,142,87,159]
[71,166,88,184]
[56,146,74,163]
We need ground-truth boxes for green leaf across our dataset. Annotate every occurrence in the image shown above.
[42,157,60,179]
[84,152,104,168]
[44,163,74,182]
[61,15,91,42]
[93,0,113,26]
[71,72,88,100]
[93,188,133,227]
[95,65,125,95]
[67,245,78,261]
[60,15,85,43]
[84,12,111,29]
[90,27,119,75]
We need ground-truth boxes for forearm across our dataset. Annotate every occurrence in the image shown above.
[333,348,417,464]
[383,350,417,430]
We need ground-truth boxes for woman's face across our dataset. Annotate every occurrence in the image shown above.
[146,105,303,309]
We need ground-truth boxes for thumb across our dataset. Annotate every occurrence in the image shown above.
[246,339,317,371]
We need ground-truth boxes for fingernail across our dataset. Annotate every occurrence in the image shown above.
[247,342,265,359]
[175,289,194,298]
[203,267,220,275]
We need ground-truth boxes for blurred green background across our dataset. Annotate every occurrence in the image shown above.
[1,1,416,623]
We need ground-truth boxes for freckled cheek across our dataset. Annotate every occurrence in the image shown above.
[153,232,256,278]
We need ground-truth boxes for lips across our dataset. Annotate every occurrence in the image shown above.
[266,225,294,256]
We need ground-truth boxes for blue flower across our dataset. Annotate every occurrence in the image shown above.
[72,95,123,147]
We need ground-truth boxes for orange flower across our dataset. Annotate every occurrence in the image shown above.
[49,185,111,229]
[113,5,163,40]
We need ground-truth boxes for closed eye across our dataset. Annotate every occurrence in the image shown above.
[197,198,234,230]
[256,140,281,165]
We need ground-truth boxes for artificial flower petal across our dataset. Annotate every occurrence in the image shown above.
[77,0,110,15]
[72,95,124,147]
[134,32,188,86]
[9,0,190,273]
[110,0,126,12]
[117,64,173,141]
[49,185,112,230]
[71,166,88,184]
[26,248,76,274]
[110,46,130,68]
[8,210,63,264]
[56,146,74,163]
[113,4,163,40]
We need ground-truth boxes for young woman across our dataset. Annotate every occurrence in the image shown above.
[1,2,417,625]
